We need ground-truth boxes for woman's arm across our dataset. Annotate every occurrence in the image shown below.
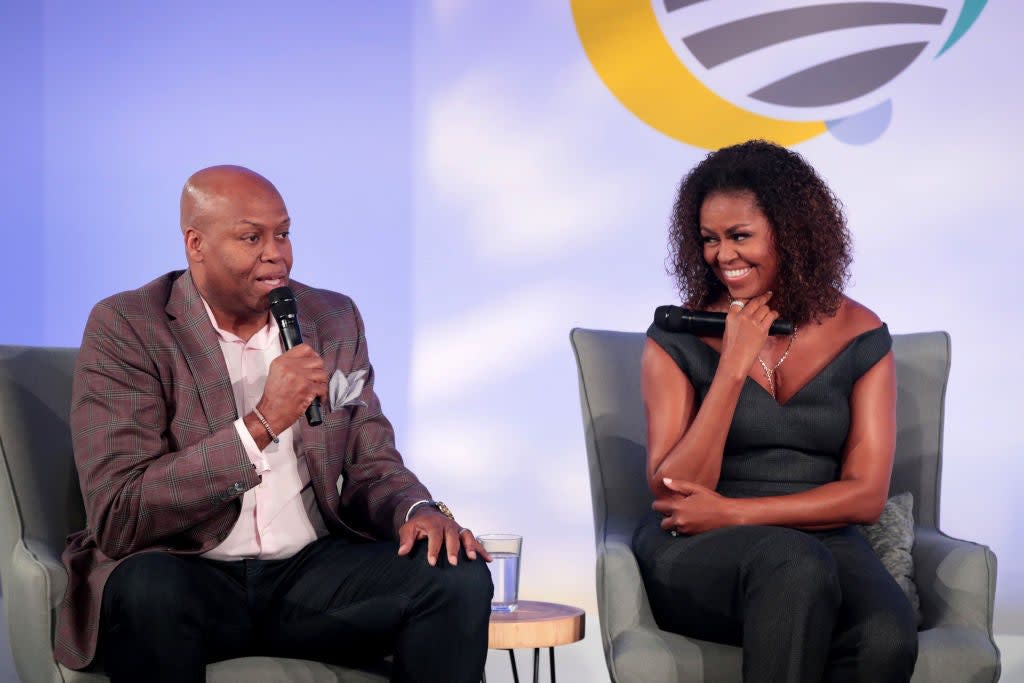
[644,292,780,493]
[642,339,741,491]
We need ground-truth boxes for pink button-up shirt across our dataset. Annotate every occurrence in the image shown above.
[200,300,328,560]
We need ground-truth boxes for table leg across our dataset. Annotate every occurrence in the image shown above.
[495,647,559,683]
[508,649,520,683]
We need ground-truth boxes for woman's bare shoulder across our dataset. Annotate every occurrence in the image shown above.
[799,296,883,353]
[834,296,883,337]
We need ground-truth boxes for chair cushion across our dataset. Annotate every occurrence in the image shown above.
[857,491,921,624]
[60,656,391,682]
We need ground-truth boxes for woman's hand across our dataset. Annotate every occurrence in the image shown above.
[653,478,740,535]
[718,291,781,380]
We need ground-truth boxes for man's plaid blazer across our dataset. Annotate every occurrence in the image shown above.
[55,270,432,670]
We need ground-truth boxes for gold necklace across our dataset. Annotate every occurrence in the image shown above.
[757,327,798,399]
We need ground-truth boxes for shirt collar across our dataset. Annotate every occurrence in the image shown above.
[200,297,278,349]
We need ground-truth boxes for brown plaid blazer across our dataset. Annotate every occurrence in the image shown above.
[55,270,432,670]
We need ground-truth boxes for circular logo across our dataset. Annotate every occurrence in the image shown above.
[572,0,987,147]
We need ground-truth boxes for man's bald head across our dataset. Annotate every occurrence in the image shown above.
[179,165,283,233]
[177,164,293,338]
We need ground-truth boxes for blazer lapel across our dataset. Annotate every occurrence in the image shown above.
[297,311,327,459]
[165,271,238,431]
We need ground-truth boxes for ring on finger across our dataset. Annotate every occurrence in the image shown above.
[729,299,745,310]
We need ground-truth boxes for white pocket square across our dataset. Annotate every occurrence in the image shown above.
[329,368,368,411]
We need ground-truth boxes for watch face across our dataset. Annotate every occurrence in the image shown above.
[435,501,455,520]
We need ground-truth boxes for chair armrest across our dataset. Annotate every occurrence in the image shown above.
[4,537,69,683]
[21,537,70,610]
[598,533,680,683]
[598,533,659,635]
[913,527,997,633]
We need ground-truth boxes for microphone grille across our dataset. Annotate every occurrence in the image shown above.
[268,286,297,320]
[653,305,686,331]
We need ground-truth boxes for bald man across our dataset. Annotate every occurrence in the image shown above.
[56,166,492,683]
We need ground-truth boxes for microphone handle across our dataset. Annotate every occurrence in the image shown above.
[654,306,795,337]
[305,398,323,427]
[279,322,324,427]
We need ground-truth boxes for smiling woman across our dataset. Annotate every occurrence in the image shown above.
[635,139,917,682]
[668,139,851,326]
[697,190,779,303]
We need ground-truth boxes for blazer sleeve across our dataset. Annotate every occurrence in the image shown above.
[71,300,260,559]
[336,300,432,537]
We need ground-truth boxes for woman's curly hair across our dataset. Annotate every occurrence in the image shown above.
[668,139,852,325]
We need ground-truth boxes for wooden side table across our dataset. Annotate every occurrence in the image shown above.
[484,600,585,683]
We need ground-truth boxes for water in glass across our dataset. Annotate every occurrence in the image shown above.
[488,551,521,612]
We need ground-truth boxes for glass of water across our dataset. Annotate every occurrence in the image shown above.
[478,533,522,612]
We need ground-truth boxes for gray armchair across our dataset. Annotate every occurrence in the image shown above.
[0,345,390,683]
[570,328,1000,682]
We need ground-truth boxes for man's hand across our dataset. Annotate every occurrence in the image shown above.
[397,509,492,566]
[256,344,328,433]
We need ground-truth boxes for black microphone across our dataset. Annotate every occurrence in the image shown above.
[654,305,795,337]
[268,286,323,426]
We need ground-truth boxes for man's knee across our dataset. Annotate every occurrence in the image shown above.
[103,552,203,625]
[429,555,493,610]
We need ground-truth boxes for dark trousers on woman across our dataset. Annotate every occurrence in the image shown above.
[633,515,918,683]
[98,534,493,683]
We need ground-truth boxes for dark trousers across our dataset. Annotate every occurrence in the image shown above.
[633,514,918,683]
[98,534,493,683]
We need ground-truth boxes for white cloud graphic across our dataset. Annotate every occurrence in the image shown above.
[425,62,645,264]
[411,280,590,404]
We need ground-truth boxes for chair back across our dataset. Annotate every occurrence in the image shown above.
[569,330,649,545]
[889,332,949,529]
[0,346,84,579]
[0,345,82,683]
[569,328,951,547]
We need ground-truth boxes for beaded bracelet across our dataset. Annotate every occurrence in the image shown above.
[252,407,279,444]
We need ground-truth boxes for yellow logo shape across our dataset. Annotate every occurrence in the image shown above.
[571,0,825,149]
